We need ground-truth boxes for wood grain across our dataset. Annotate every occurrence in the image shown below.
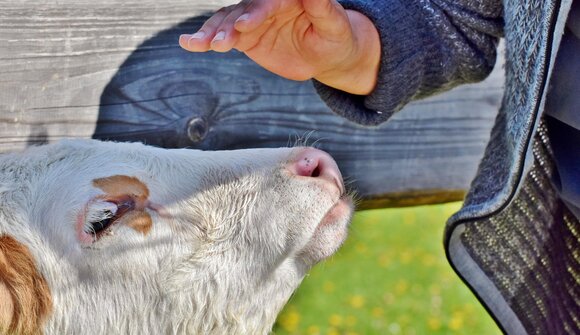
[0,0,504,208]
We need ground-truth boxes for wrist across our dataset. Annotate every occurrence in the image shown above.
[314,10,380,95]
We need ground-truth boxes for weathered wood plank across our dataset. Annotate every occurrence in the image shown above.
[0,0,504,209]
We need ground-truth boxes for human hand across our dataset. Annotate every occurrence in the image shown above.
[179,0,380,95]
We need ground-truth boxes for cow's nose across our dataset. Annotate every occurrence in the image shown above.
[288,148,345,195]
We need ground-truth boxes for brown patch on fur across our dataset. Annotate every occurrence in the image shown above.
[92,175,154,236]
[0,272,14,333]
[92,175,149,203]
[0,235,52,335]
[122,211,153,236]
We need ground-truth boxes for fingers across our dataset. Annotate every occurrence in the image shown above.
[179,6,230,52]
[179,4,246,52]
[179,0,280,52]
[179,0,276,53]
[207,6,247,52]
[233,0,278,33]
[302,0,350,39]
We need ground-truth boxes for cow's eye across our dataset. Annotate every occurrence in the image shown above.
[88,210,115,234]
[84,199,136,238]
[85,201,118,236]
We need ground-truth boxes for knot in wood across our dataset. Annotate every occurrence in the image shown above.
[187,117,208,143]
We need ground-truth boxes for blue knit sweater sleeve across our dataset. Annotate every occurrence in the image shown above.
[313,0,504,126]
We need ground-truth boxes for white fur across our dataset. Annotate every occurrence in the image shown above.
[0,139,352,335]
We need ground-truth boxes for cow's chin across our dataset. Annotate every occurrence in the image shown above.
[298,196,354,266]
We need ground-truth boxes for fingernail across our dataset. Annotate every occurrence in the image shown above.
[179,34,189,44]
[212,31,226,42]
[236,13,250,23]
[190,31,206,39]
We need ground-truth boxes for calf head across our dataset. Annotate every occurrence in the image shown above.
[0,140,353,334]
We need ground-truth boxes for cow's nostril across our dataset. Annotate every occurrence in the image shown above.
[311,165,321,178]
[293,155,320,177]
[289,148,345,194]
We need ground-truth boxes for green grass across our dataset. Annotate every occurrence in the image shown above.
[273,203,501,335]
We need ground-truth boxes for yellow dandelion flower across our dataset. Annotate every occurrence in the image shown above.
[323,281,335,293]
[372,307,384,318]
[421,254,437,266]
[395,280,409,294]
[326,327,340,335]
[278,310,300,332]
[328,314,342,327]
[427,317,441,330]
[307,325,321,335]
[399,250,413,264]
[349,295,365,309]
[378,253,392,268]
[449,314,464,331]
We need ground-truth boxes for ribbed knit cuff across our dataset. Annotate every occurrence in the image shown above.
[313,0,426,126]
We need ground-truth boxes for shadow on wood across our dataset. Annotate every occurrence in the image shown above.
[95,16,339,149]
[92,16,503,209]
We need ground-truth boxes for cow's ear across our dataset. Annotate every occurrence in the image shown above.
[0,235,52,335]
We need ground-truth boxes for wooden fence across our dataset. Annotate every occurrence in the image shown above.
[0,0,504,209]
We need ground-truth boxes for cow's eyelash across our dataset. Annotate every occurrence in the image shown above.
[86,202,117,223]
[85,202,118,235]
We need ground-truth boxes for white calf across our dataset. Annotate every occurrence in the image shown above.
[0,140,352,335]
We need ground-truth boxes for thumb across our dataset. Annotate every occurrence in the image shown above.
[303,0,350,38]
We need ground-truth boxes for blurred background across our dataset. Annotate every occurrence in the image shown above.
[274,203,501,335]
